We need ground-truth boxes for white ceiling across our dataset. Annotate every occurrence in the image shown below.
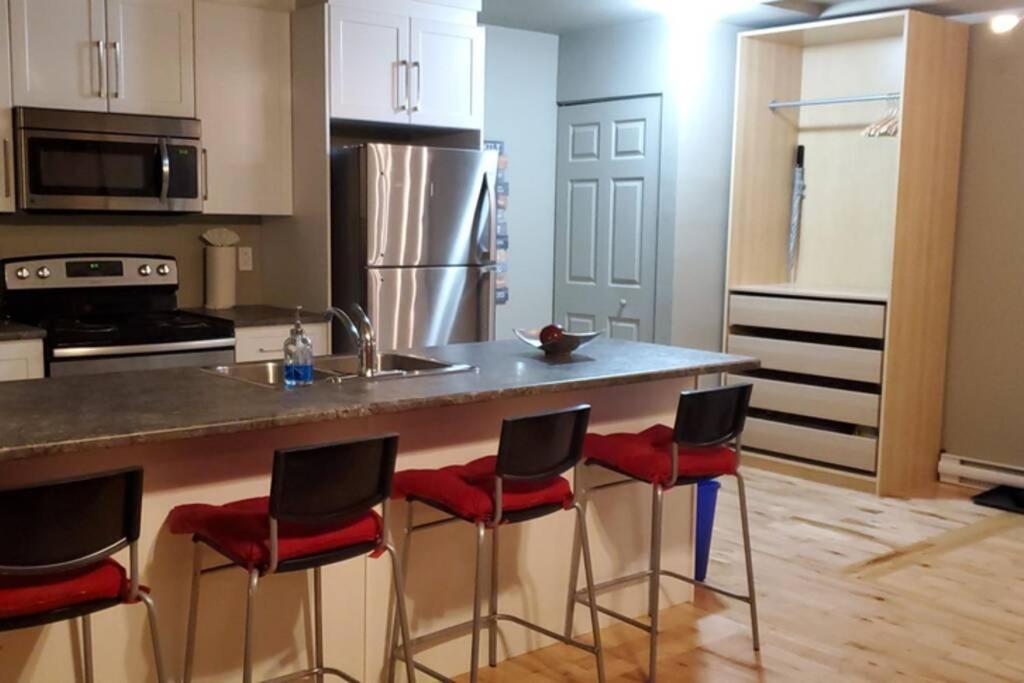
[478,0,1024,34]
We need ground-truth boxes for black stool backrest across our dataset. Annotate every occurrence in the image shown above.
[673,384,753,448]
[0,467,143,574]
[495,404,591,481]
[270,434,398,525]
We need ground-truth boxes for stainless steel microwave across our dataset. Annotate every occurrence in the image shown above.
[14,107,203,213]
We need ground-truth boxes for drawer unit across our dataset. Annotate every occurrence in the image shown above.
[235,323,330,363]
[728,334,883,384]
[727,374,880,427]
[729,294,886,339]
[744,417,877,473]
[0,339,43,381]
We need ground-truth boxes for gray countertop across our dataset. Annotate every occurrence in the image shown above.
[184,305,325,328]
[0,321,46,341]
[0,339,758,463]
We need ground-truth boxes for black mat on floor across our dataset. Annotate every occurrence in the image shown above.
[972,485,1024,515]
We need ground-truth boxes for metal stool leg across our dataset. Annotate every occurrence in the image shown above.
[183,543,203,683]
[488,525,499,667]
[313,567,325,683]
[387,503,414,683]
[562,495,585,639]
[648,485,664,682]
[82,614,94,683]
[469,522,486,683]
[139,591,169,683]
[243,569,260,683]
[735,473,761,651]
[574,502,606,683]
[384,543,417,683]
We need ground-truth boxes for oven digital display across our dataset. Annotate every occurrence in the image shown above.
[66,261,125,278]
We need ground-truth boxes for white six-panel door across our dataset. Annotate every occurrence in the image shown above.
[9,0,107,111]
[329,6,410,123]
[409,18,483,130]
[553,96,662,342]
[105,0,194,116]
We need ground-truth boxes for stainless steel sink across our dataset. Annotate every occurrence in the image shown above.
[317,353,475,382]
[203,354,474,388]
[203,362,338,388]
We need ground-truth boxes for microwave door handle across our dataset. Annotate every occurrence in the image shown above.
[159,138,170,203]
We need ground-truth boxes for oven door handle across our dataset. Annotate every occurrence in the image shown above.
[159,138,170,203]
[52,338,237,359]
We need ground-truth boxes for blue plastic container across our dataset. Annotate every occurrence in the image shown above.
[694,479,720,582]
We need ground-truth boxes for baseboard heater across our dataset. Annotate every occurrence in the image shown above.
[939,452,1024,490]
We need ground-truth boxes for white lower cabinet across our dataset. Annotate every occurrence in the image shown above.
[235,323,330,364]
[0,340,44,382]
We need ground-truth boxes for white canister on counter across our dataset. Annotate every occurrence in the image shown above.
[204,246,237,309]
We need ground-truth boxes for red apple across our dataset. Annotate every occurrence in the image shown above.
[539,324,564,346]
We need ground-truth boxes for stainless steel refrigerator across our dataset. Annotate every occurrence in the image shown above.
[330,143,498,353]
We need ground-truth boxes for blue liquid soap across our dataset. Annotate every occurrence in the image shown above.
[284,363,314,386]
[283,306,315,387]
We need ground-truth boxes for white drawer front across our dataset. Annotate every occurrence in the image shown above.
[235,323,330,363]
[0,340,44,381]
[727,335,882,384]
[727,374,880,427]
[744,417,877,473]
[729,294,886,339]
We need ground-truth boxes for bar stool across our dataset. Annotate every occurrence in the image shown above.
[167,435,416,683]
[564,384,759,682]
[387,404,606,683]
[0,467,168,683]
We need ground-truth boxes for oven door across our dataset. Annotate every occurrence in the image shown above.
[17,130,203,213]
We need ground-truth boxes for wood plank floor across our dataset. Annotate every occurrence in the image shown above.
[455,468,1024,682]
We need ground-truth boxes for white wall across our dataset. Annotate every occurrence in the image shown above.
[484,26,560,337]
[557,18,740,350]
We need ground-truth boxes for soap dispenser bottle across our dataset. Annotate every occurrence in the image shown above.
[284,306,314,387]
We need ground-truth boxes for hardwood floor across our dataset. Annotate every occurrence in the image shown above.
[455,468,1024,682]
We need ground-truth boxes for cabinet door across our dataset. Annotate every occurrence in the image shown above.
[329,7,410,124]
[9,0,107,112]
[0,341,44,381]
[0,0,16,212]
[106,0,195,116]
[409,19,484,130]
[197,1,292,216]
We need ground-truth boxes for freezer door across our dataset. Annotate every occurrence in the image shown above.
[366,144,497,267]
[368,266,496,351]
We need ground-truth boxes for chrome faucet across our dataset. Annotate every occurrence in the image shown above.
[323,304,379,377]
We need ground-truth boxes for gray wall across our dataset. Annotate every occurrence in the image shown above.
[556,18,740,350]
[483,25,560,337]
[942,24,1024,469]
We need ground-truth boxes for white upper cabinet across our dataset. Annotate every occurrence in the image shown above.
[9,0,108,112]
[106,0,195,117]
[197,1,292,216]
[329,1,484,130]
[8,0,194,117]
[329,7,410,124]
[409,19,483,129]
[0,0,16,213]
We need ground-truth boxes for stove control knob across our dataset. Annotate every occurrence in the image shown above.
[36,266,51,279]
[15,267,30,280]
[156,264,171,276]
[138,264,153,277]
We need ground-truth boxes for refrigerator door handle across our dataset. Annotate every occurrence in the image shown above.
[474,156,498,263]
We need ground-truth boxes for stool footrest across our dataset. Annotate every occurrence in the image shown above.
[574,597,652,634]
[261,665,358,683]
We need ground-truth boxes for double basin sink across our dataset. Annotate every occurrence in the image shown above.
[204,353,475,389]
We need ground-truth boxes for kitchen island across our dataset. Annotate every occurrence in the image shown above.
[0,340,756,682]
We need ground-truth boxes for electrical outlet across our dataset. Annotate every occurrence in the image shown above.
[238,247,254,272]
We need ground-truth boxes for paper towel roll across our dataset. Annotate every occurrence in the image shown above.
[205,246,237,310]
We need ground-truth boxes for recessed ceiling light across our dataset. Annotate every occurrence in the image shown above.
[990,14,1021,34]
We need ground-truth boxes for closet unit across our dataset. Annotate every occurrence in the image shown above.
[723,11,968,496]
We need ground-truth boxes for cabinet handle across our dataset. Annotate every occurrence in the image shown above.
[111,41,123,98]
[202,148,209,201]
[2,139,9,199]
[258,348,279,354]
[395,60,408,112]
[97,41,107,98]
[412,61,422,112]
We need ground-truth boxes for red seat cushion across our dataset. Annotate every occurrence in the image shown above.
[166,497,382,570]
[0,558,129,620]
[391,456,573,524]
[583,424,738,487]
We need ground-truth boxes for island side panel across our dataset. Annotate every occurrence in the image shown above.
[0,378,695,682]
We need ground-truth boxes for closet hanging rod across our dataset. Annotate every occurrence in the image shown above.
[768,92,901,110]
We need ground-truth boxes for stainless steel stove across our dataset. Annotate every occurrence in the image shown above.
[1,254,235,376]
